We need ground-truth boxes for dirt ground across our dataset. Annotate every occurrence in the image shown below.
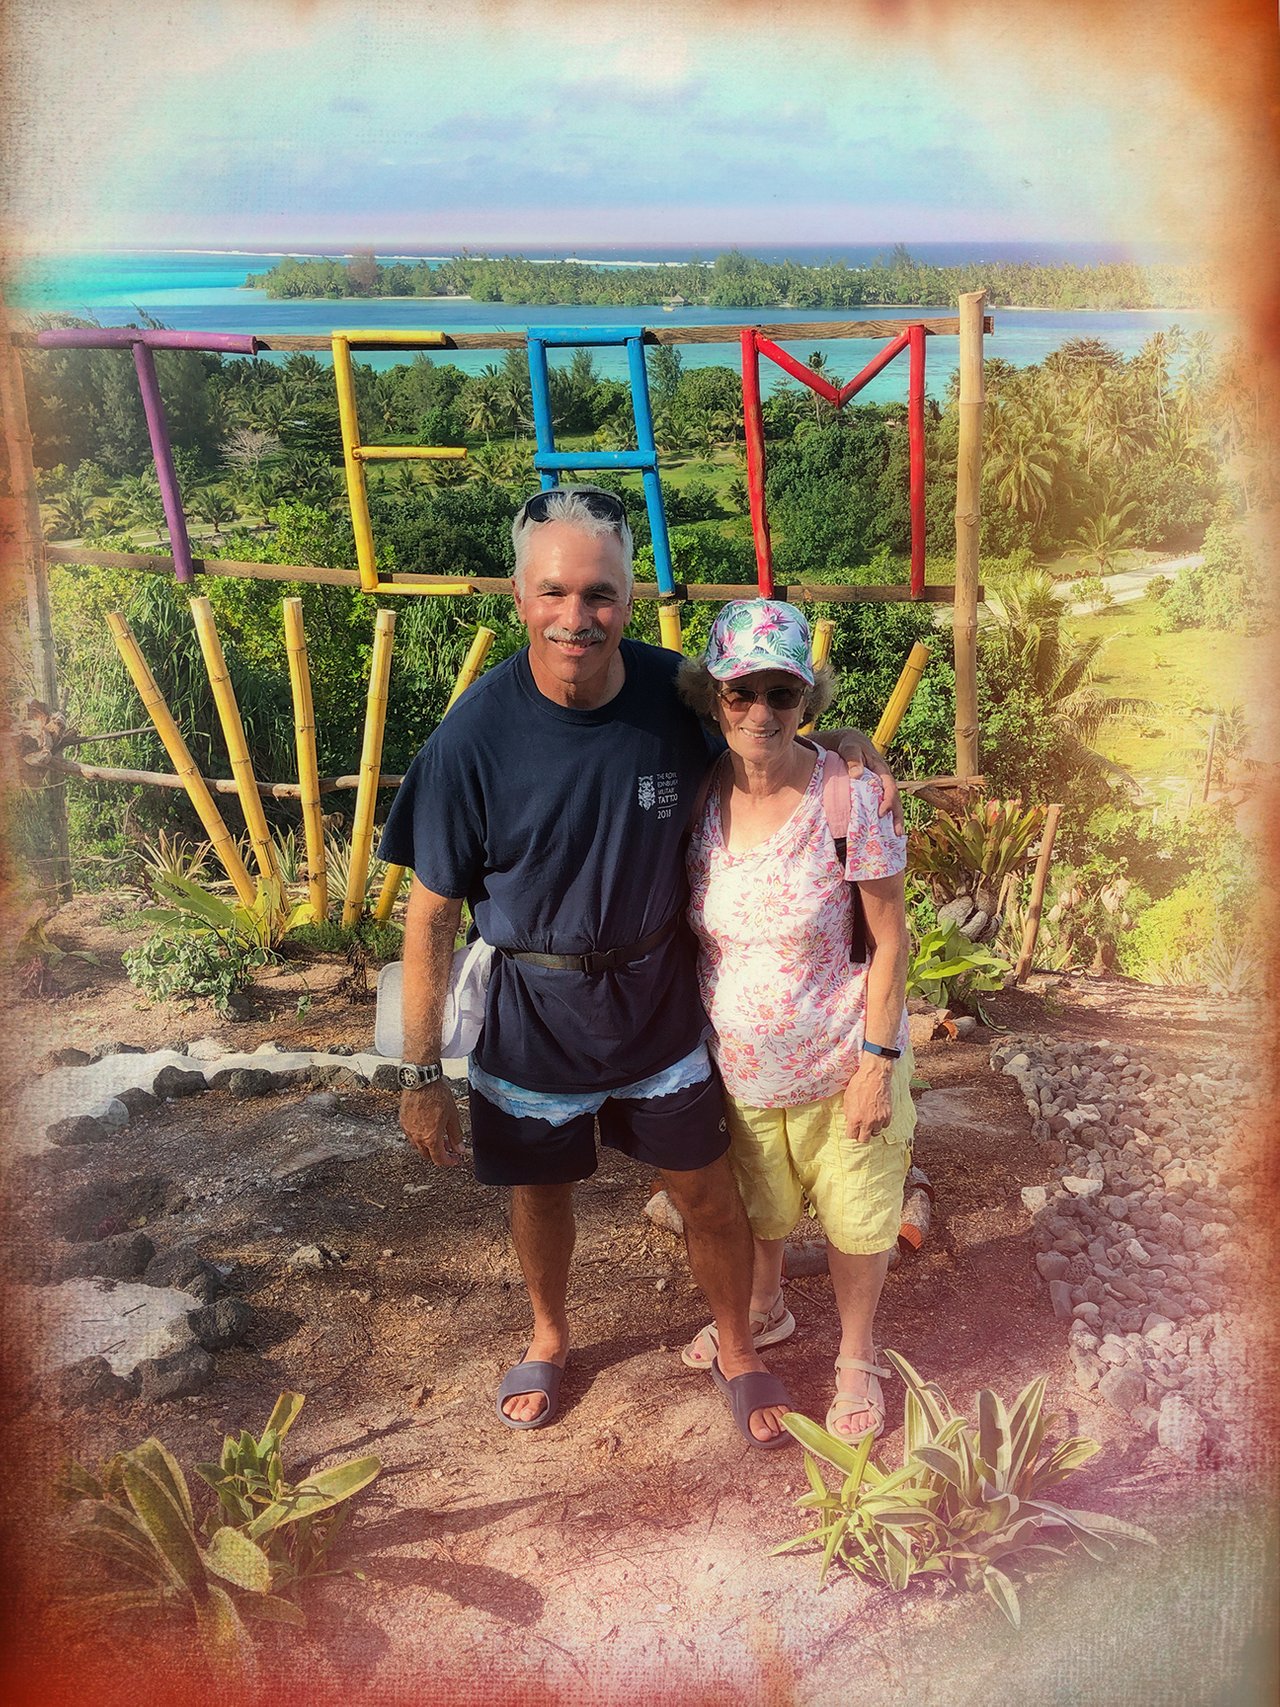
[1,893,1276,1706]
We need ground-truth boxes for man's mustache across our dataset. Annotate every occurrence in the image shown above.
[544,624,607,644]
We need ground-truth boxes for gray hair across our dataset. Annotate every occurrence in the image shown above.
[511,486,635,594]
[676,657,838,723]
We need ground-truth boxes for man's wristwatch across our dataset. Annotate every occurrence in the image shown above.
[397,1061,444,1090]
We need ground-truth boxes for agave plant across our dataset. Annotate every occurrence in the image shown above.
[323,832,389,909]
[776,1350,1155,1628]
[137,829,212,891]
[139,871,313,955]
[59,1394,382,1679]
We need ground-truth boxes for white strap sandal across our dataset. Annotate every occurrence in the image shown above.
[826,1354,891,1440]
[680,1290,796,1369]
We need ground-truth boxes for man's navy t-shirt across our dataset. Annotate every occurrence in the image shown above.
[378,639,717,1094]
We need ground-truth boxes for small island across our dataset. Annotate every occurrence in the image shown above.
[247,245,1208,313]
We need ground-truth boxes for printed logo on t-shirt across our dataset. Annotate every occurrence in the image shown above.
[638,772,679,820]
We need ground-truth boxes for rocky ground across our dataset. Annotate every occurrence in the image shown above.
[992,1035,1265,1466]
[0,968,1275,1706]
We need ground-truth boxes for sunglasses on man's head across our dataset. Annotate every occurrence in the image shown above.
[515,488,627,529]
[716,683,807,712]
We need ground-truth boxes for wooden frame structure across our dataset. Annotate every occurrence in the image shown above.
[6,295,990,910]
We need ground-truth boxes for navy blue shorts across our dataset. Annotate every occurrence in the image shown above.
[467,1067,730,1187]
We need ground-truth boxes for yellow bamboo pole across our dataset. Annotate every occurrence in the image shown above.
[106,612,257,906]
[372,625,498,923]
[343,609,397,927]
[332,333,379,592]
[361,581,472,597]
[954,290,987,777]
[798,618,836,736]
[810,617,836,672]
[658,603,683,653]
[355,445,468,462]
[342,331,449,347]
[1014,803,1062,984]
[281,598,328,921]
[188,596,280,887]
[873,641,932,751]
[445,626,497,711]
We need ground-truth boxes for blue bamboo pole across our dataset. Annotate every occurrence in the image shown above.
[526,337,558,492]
[627,336,674,598]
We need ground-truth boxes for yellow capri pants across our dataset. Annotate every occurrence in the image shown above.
[723,1051,916,1256]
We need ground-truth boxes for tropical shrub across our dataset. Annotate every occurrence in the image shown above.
[1116,881,1224,983]
[1158,517,1264,635]
[907,922,1010,1013]
[776,1351,1154,1628]
[123,931,251,1015]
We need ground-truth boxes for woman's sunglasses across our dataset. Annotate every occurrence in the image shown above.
[514,487,627,529]
[716,683,807,712]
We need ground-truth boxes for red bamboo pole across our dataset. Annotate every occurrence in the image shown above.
[836,329,912,405]
[752,336,842,404]
[740,330,773,598]
[908,323,926,598]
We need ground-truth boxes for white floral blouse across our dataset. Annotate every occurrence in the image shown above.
[687,747,909,1107]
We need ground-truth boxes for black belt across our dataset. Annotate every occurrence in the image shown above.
[503,916,677,975]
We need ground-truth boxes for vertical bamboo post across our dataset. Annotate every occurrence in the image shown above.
[106,612,257,905]
[372,624,497,923]
[188,596,280,887]
[658,603,683,653]
[873,641,931,751]
[799,618,836,736]
[343,609,396,927]
[954,290,986,778]
[282,598,328,921]
[1013,803,1062,984]
[810,617,835,672]
[1,290,72,898]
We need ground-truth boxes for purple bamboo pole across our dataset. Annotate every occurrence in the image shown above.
[37,329,261,353]
[132,342,196,584]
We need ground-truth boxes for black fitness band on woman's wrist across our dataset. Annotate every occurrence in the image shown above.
[862,1040,902,1060]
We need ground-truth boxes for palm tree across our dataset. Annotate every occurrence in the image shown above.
[985,414,1058,527]
[46,488,93,540]
[192,484,237,543]
[1072,500,1137,575]
[982,569,1147,783]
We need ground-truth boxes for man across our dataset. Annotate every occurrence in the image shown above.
[380,485,900,1446]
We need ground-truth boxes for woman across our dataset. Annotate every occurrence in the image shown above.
[678,599,916,1441]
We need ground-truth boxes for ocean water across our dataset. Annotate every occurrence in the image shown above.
[8,247,1218,402]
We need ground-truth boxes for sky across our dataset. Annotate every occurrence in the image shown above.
[0,0,1258,257]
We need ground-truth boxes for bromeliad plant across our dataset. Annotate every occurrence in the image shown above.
[909,799,1047,943]
[58,1392,381,1679]
[776,1351,1154,1628]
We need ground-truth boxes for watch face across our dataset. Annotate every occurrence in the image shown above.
[398,1063,441,1089]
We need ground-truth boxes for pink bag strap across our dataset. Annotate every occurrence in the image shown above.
[819,747,851,843]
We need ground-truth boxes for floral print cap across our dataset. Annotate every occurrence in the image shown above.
[704,599,815,685]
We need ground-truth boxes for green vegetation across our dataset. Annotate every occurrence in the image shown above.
[249,246,1208,312]
[58,1392,381,1682]
[776,1350,1153,1628]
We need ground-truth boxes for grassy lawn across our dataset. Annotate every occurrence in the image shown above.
[1067,596,1261,798]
